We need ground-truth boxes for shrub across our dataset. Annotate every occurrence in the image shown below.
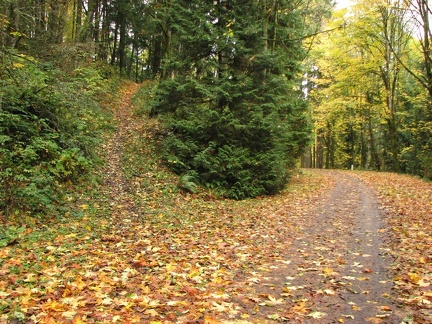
[160,103,302,199]
[0,50,111,218]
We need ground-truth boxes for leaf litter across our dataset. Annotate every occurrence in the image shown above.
[0,82,431,323]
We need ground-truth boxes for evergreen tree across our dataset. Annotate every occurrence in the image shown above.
[151,0,310,199]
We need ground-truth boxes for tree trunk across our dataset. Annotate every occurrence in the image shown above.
[47,0,67,44]
[368,116,380,170]
[118,8,127,74]
[110,17,119,65]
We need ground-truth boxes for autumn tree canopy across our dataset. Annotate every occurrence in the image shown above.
[305,0,432,179]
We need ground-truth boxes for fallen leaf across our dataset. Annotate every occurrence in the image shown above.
[204,315,221,324]
[308,311,326,319]
[62,310,77,319]
[379,305,392,312]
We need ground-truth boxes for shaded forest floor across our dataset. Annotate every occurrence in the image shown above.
[1,82,431,323]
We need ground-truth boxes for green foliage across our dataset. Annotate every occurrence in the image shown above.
[149,0,310,199]
[177,174,199,194]
[132,81,158,116]
[0,226,25,247]
[0,50,113,218]
[306,3,432,179]
[160,100,307,199]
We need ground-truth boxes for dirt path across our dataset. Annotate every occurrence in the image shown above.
[239,170,404,323]
[300,170,401,322]
[99,82,141,226]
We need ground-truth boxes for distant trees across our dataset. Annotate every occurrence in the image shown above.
[306,0,432,179]
[7,0,431,202]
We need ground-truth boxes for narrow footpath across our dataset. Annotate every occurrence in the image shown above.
[98,82,141,229]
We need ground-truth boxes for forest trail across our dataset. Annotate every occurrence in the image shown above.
[97,83,411,323]
[99,82,141,225]
[97,83,406,322]
[240,170,404,323]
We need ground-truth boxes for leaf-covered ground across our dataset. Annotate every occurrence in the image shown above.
[1,82,431,323]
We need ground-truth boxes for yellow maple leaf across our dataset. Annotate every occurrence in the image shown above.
[408,272,421,284]
[72,317,86,324]
[62,310,77,320]
[204,315,222,323]
[72,276,87,291]
[323,267,335,275]
[42,299,69,312]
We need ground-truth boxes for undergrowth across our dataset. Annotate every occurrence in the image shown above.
[0,49,120,222]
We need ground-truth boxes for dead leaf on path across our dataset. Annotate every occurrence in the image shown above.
[379,305,392,312]
[308,311,327,319]
[351,304,361,311]
[261,295,284,306]
[324,289,336,295]
[71,316,87,324]
[408,272,422,284]
[366,317,384,323]
[204,315,222,323]
[419,256,428,264]
[323,267,337,276]
[62,310,77,320]
[335,257,347,265]
[292,301,310,315]
[375,314,390,318]
[70,276,87,291]
[41,299,69,312]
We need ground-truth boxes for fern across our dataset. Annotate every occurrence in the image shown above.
[177,174,199,194]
